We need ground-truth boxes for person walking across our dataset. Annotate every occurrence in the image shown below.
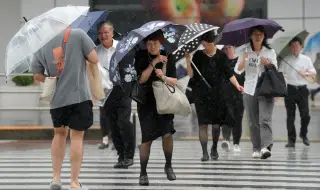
[235,25,278,159]
[96,21,117,150]
[221,45,245,153]
[99,21,136,168]
[279,37,317,147]
[134,30,177,186]
[186,31,244,162]
[30,28,98,190]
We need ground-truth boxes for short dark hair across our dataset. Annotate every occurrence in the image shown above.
[97,21,114,31]
[144,30,165,44]
[200,30,218,43]
[289,37,303,46]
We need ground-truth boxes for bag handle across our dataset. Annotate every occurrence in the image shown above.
[148,53,175,93]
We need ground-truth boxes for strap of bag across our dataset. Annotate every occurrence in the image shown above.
[56,28,71,77]
[149,54,175,93]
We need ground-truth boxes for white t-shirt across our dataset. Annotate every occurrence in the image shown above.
[279,54,316,86]
[234,44,278,96]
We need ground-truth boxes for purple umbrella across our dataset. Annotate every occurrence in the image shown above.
[217,17,284,47]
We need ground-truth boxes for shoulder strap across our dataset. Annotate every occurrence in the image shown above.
[63,28,71,43]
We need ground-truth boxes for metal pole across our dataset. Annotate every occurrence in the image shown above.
[53,0,57,7]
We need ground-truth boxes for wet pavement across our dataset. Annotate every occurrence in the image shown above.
[0,140,319,189]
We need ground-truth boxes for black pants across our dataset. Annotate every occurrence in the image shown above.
[221,83,244,145]
[99,106,111,139]
[102,86,135,160]
[284,85,311,143]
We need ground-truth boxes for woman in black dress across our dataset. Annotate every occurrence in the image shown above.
[134,30,177,185]
[186,31,244,161]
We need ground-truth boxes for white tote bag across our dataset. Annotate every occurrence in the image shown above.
[40,77,57,102]
[152,64,191,117]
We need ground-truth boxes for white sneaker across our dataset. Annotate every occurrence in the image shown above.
[221,141,230,152]
[252,151,261,159]
[233,144,241,152]
[261,148,271,159]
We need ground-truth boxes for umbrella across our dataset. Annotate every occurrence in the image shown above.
[70,11,122,44]
[271,29,309,65]
[109,20,186,85]
[217,17,284,47]
[171,23,220,88]
[272,29,316,83]
[272,29,309,57]
[5,6,89,76]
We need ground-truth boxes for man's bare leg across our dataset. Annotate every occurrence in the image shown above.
[69,129,85,188]
[52,127,68,181]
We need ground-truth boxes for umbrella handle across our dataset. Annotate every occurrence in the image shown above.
[190,60,212,89]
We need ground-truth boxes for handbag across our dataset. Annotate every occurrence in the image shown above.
[256,65,287,97]
[130,79,147,104]
[152,64,191,117]
[40,28,71,103]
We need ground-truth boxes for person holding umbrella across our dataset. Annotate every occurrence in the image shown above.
[185,30,244,161]
[134,30,177,185]
[279,37,317,147]
[234,25,278,159]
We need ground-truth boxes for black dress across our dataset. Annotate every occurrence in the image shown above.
[191,49,233,125]
[134,50,176,143]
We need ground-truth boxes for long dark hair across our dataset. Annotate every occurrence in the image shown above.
[249,25,271,51]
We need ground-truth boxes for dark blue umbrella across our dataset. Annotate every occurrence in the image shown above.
[109,20,186,85]
[217,17,284,47]
[70,11,121,43]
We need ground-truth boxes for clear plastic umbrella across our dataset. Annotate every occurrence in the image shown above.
[4,5,90,77]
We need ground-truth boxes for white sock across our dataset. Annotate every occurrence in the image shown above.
[102,136,108,144]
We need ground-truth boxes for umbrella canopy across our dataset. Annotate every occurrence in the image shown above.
[5,6,89,76]
[272,29,309,58]
[171,23,219,63]
[218,17,284,47]
[70,11,122,44]
[109,20,186,85]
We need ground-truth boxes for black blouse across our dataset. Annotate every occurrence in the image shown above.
[134,49,176,94]
[191,49,233,96]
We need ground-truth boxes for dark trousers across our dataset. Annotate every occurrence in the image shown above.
[221,83,244,145]
[284,84,311,143]
[100,106,111,139]
[102,86,135,160]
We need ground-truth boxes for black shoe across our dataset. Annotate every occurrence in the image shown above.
[285,142,295,148]
[164,165,176,181]
[201,154,209,162]
[139,174,149,186]
[123,159,134,167]
[210,145,219,160]
[114,160,128,169]
[300,136,310,146]
[98,143,109,149]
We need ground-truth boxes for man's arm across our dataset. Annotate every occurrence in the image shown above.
[29,55,46,82]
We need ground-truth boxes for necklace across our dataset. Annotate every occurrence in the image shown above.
[204,49,216,57]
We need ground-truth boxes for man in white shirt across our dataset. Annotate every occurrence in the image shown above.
[96,21,117,150]
[96,21,135,168]
[279,37,317,148]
